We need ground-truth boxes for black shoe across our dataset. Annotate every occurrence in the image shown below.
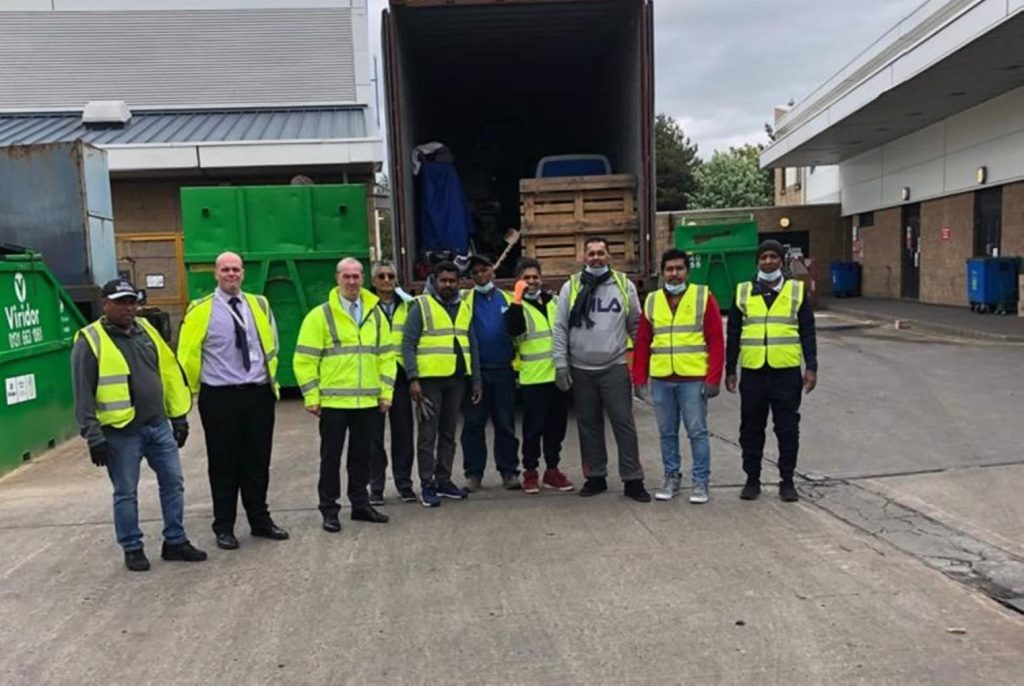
[398,486,418,503]
[624,480,652,503]
[579,477,608,497]
[250,524,290,541]
[216,532,240,550]
[369,490,386,506]
[740,477,761,500]
[351,507,390,523]
[779,479,800,502]
[124,548,150,572]
[161,540,208,562]
[322,515,342,533]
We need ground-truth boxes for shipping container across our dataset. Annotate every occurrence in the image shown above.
[0,141,117,316]
[382,0,655,287]
[181,184,371,387]
[0,249,87,474]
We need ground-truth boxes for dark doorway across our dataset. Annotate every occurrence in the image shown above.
[900,203,921,300]
[974,187,1003,257]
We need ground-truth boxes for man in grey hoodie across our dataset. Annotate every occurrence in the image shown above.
[553,237,651,501]
[402,261,481,508]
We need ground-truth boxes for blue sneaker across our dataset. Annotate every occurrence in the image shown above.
[420,484,441,508]
[437,480,468,499]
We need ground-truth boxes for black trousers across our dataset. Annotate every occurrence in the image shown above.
[520,382,569,471]
[318,407,376,516]
[739,367,803,480]
[198,384,276,535]
[369,366,415,492]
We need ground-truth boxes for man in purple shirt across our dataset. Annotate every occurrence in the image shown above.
[178,252,289,550]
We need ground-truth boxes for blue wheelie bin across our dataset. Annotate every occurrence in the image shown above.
[829,261,861,298]
[966,257,1020,314]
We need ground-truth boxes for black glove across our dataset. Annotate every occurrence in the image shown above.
[89,443,109,468]
[172,420,189,449]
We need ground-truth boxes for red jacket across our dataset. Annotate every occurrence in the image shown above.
[631,291,724,387]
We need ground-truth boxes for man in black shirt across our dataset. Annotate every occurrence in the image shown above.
[725,241,817,502]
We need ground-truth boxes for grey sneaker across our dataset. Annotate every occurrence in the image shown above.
[654,475,681,501]
[689,481,709,504]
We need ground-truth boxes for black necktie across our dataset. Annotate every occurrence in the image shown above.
[228,297,252,371]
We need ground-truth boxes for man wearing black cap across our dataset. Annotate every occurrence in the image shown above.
[725,240,817,502]
[460,254,521,491]
[72,279,207,571]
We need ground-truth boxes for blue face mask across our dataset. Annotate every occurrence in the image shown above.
[758,269,783,282]
[663,281,687,295]
[474,281,495,294]
[585,265,610,276]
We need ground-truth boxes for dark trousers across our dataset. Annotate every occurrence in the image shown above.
[198,384,275,535]
[417,376,465,487]
[571,365,644,482]
[318,407,376,516]
[369,366,415,492]
[520,382,569,471]
[461,366,520,479]
[739,366,803,480]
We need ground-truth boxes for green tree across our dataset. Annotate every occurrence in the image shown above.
[374,173,394,260]
[687,144,773,209]
[655,113,700,211]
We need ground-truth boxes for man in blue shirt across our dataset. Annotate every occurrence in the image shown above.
[461,255,521,491]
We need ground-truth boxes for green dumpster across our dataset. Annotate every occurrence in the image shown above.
[676,219,760,310]
[181,184,371,388]
[0,250,87,474]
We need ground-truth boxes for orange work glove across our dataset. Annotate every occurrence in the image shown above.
[513,280,528,304]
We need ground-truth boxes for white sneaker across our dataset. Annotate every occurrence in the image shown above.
[654,475,681,501]
[689,481,709,504]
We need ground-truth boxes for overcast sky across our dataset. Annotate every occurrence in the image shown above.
[366,0,923,158]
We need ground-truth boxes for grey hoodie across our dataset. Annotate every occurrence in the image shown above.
[553,271,641,371]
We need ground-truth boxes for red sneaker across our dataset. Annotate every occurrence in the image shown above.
[522,470,540,494]
[543,468,575,492]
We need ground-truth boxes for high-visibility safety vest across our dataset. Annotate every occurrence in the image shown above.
[516,298,559,385]
[75,318,193,429]
[644,285,709,378]
[176,292,280,398]
[387,299,409,368]
[414,294,472,378]
[293,288,396,409]
[735,279,805,370]
[567,270,632,313]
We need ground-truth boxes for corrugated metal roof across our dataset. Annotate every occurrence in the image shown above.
[0,107,369,147]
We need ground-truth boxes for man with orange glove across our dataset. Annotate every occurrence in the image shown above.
[504,258,574,494]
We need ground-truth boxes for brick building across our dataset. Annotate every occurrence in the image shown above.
[0,0,383,326]
[761,0,1024,306]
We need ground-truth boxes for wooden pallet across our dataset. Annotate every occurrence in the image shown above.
[520,174,640,276]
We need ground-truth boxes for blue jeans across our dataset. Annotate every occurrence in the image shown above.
[650,379,710,484]
[104,421,188,551]
[462,367,520,479]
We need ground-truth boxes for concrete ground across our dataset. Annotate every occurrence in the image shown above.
[1,317,1023,684]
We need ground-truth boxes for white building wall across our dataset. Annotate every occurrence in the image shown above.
[805,165,840,204]
[839,85,1024,215]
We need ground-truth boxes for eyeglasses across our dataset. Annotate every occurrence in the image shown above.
[375,273,396,280]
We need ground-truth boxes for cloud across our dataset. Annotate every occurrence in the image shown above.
[367,0,922,158]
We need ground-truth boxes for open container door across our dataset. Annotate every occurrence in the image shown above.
[640,0,656,288]
[381,7,412,285]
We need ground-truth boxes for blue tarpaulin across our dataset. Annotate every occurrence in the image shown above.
[418,161,473,252]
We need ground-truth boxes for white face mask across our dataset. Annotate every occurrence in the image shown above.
[758,269,783,282]
[663,281,687,295]
[523,290,541,301]
[585,265,610,276]
[474,281,495,294]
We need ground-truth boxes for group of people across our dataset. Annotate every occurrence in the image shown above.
[71,237,817,572]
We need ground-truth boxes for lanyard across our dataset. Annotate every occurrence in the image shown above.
[216,292,251,338]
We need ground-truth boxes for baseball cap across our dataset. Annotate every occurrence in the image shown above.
[101,278,141,301]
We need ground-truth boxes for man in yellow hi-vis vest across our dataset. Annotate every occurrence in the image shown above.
[177,251,288,551]
[504,258,574,495]
[401,261,481,508]
[725,240,818,503]
[294,258,396,532]
[71,278,207,572]
[367,259,417,505]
